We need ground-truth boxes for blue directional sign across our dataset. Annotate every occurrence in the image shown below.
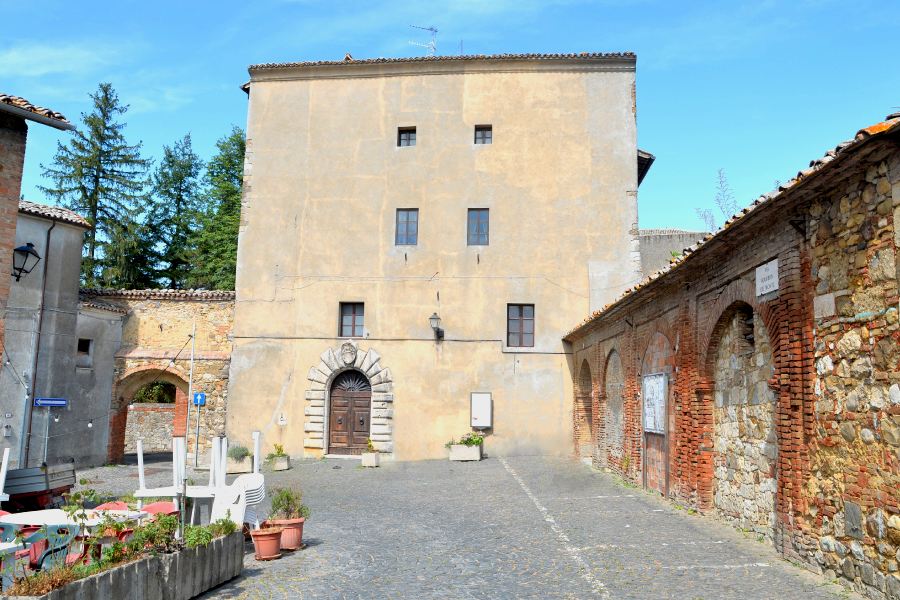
[34,397,67,408]
[192,392,206,406]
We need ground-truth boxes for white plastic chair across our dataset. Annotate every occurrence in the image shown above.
[210,472,263,527]
[0,447,10,502]
[239,473,266,529]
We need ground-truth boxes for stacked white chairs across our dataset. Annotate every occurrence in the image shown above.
[242,473,266,530]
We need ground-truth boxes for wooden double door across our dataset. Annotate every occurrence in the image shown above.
[328,371,372,455]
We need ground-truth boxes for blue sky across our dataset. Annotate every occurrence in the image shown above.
[3,0,897,231]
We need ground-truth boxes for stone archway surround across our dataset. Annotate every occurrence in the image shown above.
[304,341,394,454]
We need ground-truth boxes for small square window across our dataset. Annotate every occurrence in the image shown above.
[76,338,93,368]
[339,302,365,338]
[474,125,492,145]
[467,208,489,246]
[507,304,534,347]
[398,127,416,147]
[396,209,418,245]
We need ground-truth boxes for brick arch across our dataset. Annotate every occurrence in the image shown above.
[638,317,676,365]
[107,365,190,463]
[574,360,594,459]
[698,278,779,382]
[602,348,626,464]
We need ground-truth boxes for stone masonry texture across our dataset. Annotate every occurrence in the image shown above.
[566,122,900,598]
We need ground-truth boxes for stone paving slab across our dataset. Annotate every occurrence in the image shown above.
[76,456,858,599]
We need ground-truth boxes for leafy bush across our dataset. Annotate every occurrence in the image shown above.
[184,526,214,549]
[227,445,251,462]
[269,487,310,520]
[265,443,287,461]
[445,432,484,448]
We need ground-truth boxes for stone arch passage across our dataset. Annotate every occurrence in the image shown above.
[711,302,777,541]
[575,360,594,460]
[604,350,625,463]
[108,367,189,463]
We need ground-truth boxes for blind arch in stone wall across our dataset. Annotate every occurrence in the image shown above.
[604,350,625,459]
[575,360,594,460]
[711,302,777,542]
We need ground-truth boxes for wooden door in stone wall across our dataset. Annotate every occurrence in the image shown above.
[328,371,372,455]
[642,372,668,495]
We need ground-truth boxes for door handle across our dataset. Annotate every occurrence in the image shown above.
[337,417,343,425]
[359,417,365,426]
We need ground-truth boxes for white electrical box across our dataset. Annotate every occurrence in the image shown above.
[470,392,492,429]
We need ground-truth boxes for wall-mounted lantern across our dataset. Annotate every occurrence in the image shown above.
[429,312,444,340]
[12,243,41,281]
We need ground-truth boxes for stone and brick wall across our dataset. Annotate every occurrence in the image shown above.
[81,290,234,463]
[0,114,26,353]
[124,403,175,453]
[566,123,900,597]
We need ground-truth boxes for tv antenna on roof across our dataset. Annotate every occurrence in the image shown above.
[409,25,438,56]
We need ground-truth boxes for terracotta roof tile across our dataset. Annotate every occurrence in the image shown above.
[18,200,90,228]
[0,93,73,129]
[565,114,900,338]
[81,289,235,301]
[250,52,635,72]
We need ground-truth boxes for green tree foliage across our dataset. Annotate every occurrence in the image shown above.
[40,83,150,287]
[100,219,157,288]
[186,127,245,290]
[149,134,204,288]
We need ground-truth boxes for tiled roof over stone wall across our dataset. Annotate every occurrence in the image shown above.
[0,93,73,129]
[81,289,235,301]
[566,114,900,338]
[78,295,128,314]
[250,52,635,71]
[18,200,90,228]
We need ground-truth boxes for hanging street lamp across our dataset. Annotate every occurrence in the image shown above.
[12,243,41,281]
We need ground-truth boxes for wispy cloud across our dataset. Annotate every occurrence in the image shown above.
[0,42,124,78]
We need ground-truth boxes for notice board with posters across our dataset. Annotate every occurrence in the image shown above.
[642,373,667,434]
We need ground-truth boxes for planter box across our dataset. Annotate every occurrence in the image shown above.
[226,457,253,474]
[448,444,482,461]
[361,452,380,468]
[7,532,244,600]
[270,456,290,471]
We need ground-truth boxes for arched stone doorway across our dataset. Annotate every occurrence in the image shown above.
[108,367,189,464]
[642,330,675,496]
[710,303,777,541]
[328,370,372,455]
[574,361,594,461]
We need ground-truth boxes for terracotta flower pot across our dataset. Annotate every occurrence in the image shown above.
[250,527,283,560]
[267,517,305,550]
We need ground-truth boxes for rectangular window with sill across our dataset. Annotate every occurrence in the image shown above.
[507,304,534,347]
[397,127,416,147]
[474,125,492,144]
[467,208,489,246]
[395,209,418,245]
[340,303,365,338]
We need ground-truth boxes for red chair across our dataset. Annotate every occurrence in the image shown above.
[14,525,43,564]
[142,501,178,517]
[95,501,128,511]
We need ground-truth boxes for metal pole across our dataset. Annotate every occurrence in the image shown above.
[42,407,50,464]
[193,401,201,467]
[185,321,196,466]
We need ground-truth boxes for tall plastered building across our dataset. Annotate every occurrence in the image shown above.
[228,53,646,460]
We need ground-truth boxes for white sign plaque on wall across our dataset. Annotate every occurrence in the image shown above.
[755,259,779,296]
[470,392,492,429]
[642,373,666,434]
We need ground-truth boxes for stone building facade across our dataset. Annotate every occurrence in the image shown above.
[78,289,234,463]
[230,53,647,461]
[565,114,900,597]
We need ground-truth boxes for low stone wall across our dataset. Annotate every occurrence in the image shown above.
[9,532,244,600]
[125,404,175,454]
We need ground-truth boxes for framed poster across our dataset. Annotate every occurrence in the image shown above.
[642,373,667,434]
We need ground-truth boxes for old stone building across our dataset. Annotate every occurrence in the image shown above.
[78,289,234,463]
[565,114,900,596]
[229,52,649,460]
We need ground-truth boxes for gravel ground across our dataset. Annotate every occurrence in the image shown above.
[73,455,857,600]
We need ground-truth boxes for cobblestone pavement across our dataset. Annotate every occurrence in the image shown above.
[77,456,854,599]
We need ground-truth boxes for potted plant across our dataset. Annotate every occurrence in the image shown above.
[361,438,380,467]
[266,443,290,471]
[446,432,484,462]
[226,445,253,474]
[250,525,284,560]
[266,487,310,551]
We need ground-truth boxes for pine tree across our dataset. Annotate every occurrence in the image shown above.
[40,83,150,286]
[101,218,157,288]
[186,127,245,290]
[149,134,204,288]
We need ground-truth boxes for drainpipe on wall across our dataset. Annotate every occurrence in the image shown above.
[20,220,56,467]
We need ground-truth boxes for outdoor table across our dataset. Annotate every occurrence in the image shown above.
[0,509,146,528]
[135,485,218,524]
